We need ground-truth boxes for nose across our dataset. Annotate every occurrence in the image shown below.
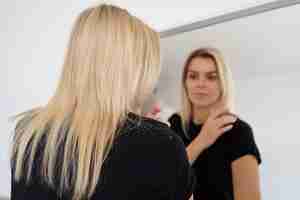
[195,76,206,88]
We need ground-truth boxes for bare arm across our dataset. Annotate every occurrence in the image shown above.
[186,135,207,164]
[232,155,261,200]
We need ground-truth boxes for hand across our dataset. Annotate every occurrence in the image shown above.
[144,103,171,126]
[198,105,237,149]
[144,102,161,120]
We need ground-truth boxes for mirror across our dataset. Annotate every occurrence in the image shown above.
[156,3,300,200]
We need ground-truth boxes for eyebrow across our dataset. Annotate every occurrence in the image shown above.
[187,70,218,74]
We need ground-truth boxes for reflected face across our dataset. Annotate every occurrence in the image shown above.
[185,57,221,109]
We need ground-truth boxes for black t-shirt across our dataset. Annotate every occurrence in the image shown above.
[11,113,195,200]
[168,113,261,200]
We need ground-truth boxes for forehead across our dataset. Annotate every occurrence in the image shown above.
[188,57,217,73]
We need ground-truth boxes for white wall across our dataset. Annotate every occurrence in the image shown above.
[235,72,300,200]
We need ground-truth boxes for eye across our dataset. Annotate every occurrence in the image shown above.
[207,74,218,80]
[188,73,197,80]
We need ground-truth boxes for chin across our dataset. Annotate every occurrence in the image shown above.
[192,101,212,108]
[192,99,218,109]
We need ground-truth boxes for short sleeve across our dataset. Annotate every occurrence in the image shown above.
[225,119,262,164]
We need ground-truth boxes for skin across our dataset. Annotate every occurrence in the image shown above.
[185,57,222,122]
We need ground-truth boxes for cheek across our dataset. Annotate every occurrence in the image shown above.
[209,82,221,96]
[185,81,192,92]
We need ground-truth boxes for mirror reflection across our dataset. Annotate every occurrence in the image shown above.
[156,4,300,200]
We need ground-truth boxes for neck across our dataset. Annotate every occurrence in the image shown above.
[192,106,210,124]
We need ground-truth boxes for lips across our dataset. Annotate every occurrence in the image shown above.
[193,92,209,96]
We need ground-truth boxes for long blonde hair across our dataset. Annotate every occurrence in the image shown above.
[179,47,234,135]
[12,4,160,199]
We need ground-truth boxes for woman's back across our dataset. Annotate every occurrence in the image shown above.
[11,113,194,200]
[10,4,195,200]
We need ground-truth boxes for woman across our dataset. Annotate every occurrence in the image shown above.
[168,48,262,200]
[11,4,195,200]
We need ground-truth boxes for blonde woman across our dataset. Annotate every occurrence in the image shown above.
[168,48,262,200]
[11,4,195,200]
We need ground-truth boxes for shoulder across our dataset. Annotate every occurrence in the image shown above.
[118,113,185,153]
[221,117,262,164]
[112,113,189,176]
[234,118,253,131]
[227,118,255,142]
[105,114,193,199]
[218,117,254,144]
[167,113,184,132]
[168,113,181,124]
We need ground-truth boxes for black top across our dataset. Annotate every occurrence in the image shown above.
[11,113,195,200]
[168,113,261,200]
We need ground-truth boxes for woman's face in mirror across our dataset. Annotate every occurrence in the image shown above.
[185,57,221,109]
